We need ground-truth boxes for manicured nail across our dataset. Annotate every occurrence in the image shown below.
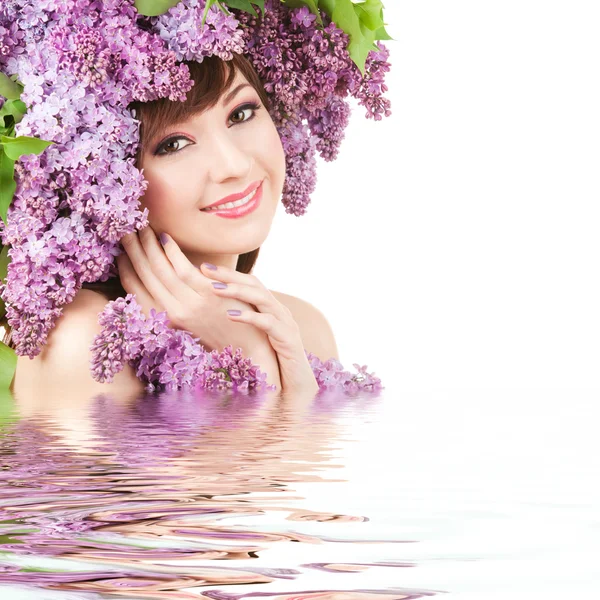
[227,310,241,316]
[159,232,169,245]
[212,282,227,289]
[203,262,217,270]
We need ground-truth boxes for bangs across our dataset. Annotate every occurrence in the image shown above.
[130,54,271,166]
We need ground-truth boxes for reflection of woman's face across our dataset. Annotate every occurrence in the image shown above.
[137,69,286,261]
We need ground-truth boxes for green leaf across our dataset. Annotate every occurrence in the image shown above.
[12,100,26,114]
[374,23,393,41]
[333,0,377,74]
[0,148,15,226]
[0,73,23,101]
[316,0,392,72]
[0,245,8,283]
[0,341,16,389]
[0,244,8,321]
[223,0,265,18]
[201,0,221,28]
[319,0,335,15]
[0,383,17,426]
[134,0,181,17]
[0,135,54,161]
[354,0,385,31]
[0,99,27,128]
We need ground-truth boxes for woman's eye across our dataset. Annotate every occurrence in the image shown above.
[155,137,192,156]
[229,102,261,125]
[154,103,261,156]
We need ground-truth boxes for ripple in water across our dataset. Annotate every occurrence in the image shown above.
[0,387,441,599]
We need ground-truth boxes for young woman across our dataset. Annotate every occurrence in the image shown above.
[10,55,339,399]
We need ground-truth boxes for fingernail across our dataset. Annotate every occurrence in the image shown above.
[203,262,217,270]
[227,310,241,316]
[212,282,227,289]
[159,232,169,246]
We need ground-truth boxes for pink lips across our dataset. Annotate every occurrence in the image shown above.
[202,180,262,210]
[201,181,262,219]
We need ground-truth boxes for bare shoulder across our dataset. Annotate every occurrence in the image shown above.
[12,289,143,395]
[35,289,111,363]
[270,290,340,362]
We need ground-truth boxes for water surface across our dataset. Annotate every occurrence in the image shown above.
[0,387,598,599]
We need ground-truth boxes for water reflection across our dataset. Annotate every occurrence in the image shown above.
[0,387,439,599]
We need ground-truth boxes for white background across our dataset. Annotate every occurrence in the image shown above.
[258,1,600,392]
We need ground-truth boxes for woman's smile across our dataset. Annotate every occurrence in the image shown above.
[201,179,263,211]
[200,180,263,219]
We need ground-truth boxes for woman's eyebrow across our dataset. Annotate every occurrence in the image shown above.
[222,83,251,105]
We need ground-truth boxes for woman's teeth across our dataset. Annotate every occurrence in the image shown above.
[203,188,256,211]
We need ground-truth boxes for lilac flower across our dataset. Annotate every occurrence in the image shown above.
[305,351,384,394]
[90,295,382,394]
[291,6,317,29]
[154,0,246,62]
[1,0,391,389]
[90,295,276,393]
[236,0,392,213]
[278,118,318,216]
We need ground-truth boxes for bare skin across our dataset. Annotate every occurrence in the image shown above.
[10,65,338,399]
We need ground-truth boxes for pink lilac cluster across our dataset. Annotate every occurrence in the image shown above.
[0,0,390,390]
[152,0,246,61]
[152,0,392,215]
[235,2,392,214]
[306,352,383,394]
[90,293,276,393]
[91,294,382,394]
[0,0,198,358]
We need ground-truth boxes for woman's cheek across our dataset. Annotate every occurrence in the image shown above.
[265,128,286,186]
[149,167,190,210]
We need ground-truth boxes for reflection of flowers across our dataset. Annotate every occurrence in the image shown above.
[202,589,435,600]
[0,568,271,596]
[27,515,96,537]
[87,390,268,467]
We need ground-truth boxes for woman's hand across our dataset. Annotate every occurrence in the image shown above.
[117,226,269,357]
[198,262,319,396]
[116,225,317,395]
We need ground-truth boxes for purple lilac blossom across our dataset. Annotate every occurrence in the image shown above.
[1,0,390,392]
[235,0,392,212]
[90,294,277,393]
[91,295,382,394]
[306,351,384,394]
[0,0,192,357]
[153,0,246,62]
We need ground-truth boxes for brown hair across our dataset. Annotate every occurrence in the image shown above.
[1,54,272,346]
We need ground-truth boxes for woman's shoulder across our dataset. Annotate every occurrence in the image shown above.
[45,289,112,350]
[270,290,339,362]
[12,289,142,394]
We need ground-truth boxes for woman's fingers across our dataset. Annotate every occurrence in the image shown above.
[137,226,197,299]
[225,309,281,332]
[225,305,304,365]
[158,232,210,291]
[120,231,175,306]
[202,264,291,322]
[116,253,157,311]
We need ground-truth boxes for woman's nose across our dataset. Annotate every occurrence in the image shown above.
[206,132,253,183]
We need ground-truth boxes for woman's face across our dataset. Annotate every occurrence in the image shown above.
[137,68,286,264]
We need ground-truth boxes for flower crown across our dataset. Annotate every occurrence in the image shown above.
[0,0,392,388]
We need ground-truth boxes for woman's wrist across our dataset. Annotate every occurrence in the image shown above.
[241,334,283,393]
[277,351,319,396]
